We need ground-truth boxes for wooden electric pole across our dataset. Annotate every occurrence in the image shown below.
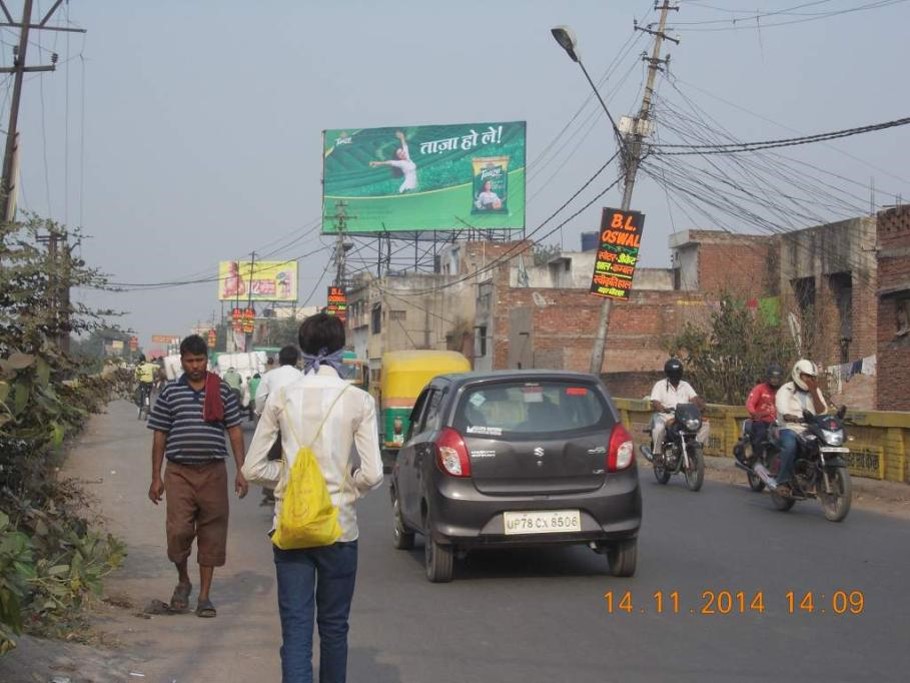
[588,1,677,376]
[0,0,86,222]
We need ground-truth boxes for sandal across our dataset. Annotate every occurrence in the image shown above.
[169,582,192,612]
[196,598,217,618]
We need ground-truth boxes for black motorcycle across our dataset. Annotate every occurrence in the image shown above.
[640,403,705,492]
[735,407,852,522]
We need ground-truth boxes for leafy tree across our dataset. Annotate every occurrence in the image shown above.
[668,294,798,405]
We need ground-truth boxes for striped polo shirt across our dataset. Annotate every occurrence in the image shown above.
[147,374,242,464]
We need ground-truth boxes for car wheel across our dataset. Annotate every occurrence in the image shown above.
[607,538,637,577]
[392,497,415,550]
[424,513,453,583]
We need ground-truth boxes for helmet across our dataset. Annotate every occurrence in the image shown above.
[664,358,684,384]
[766,363,784,389]
[791,359,817,391]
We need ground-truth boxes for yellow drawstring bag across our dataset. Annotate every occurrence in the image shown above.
[272,386,349,550]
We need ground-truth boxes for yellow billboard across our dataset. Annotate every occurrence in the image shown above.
[218,260,298,302]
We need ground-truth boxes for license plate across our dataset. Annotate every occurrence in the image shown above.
[820,447,849,453]
[503,510,581,535]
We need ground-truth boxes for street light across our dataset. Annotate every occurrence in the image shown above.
[550,25,622,140]
[550,24,629,377]
[550,26,579,62]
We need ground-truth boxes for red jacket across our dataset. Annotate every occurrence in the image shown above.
[746,383,777,423]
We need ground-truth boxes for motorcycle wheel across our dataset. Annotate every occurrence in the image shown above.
[819,468,852,523]
[747,471,766,492]
[770,490,796,512]
[653,457,671,485]
[684,446,705,492]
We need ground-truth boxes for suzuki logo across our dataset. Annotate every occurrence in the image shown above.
[533,447,545,458]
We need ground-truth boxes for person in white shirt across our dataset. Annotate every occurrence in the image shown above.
[369,130,418,193]
[648,358,709,454]
[242,313,383,682]
[773,359,828,497]
[254,345,302,415]
[253,345,302,505]
[474,179,503,211]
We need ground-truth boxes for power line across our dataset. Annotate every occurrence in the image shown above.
[674,0,908,30]
[650,115,910,154]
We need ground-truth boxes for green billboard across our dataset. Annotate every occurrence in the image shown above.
[322,121,526,234]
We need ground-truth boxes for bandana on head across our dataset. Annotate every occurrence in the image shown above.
[303,347,345,375]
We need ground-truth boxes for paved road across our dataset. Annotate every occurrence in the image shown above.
[46,401,910,681]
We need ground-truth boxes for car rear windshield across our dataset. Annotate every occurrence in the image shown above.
[453,380,611,437]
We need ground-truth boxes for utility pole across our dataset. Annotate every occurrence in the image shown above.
[330,200,351,288]
[588,0,677,375]
[0,0,85,222]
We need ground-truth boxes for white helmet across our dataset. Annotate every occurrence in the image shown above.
[791,359,817,390]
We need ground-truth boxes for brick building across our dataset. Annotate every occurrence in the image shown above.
[876,205,910,410]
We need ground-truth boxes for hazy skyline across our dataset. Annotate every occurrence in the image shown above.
[7,0,910,348]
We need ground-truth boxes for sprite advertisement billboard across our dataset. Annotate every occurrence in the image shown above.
[322,121,526,234]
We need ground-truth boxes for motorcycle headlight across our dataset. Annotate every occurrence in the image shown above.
[821,429,845,446]
[685,418,702,431]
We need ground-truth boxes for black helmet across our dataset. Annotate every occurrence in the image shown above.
[664,358,683,384]
[766,363,784,388]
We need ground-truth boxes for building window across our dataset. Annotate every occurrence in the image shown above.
[896,297,910,338]
[829,272,853,363]
[390,310,406,321]
[371,304,382,334]
[476,325,487,357]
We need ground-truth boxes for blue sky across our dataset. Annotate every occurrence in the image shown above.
[8,0,910,346]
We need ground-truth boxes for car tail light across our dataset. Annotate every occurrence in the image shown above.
[607,423,634,472]
[436,427,472,477]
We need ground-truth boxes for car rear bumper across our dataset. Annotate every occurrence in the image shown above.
[427,467,642,547]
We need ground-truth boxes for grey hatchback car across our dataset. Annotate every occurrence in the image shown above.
[390,370,642,582]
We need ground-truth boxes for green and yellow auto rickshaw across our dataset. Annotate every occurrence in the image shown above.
[378,350,471,469]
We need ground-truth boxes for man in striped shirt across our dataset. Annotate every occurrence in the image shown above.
[147,335,248,618]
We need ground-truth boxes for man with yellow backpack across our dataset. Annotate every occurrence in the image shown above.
[243,313,383,683]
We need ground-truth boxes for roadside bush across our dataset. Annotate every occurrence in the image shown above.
[0,217,127,653]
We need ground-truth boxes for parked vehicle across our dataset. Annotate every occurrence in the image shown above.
[378,350,471,471]
[641,403,705,492]
[340,350,368,391]
[390,370,642,583]
[735,407,853,522]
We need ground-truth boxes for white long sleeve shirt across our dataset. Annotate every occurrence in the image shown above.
[775,381,828,434]
[242,365,383,542]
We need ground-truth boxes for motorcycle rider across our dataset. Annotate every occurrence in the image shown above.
[648,358,709,457]
[742,363,784,463]
[773,359,828,497]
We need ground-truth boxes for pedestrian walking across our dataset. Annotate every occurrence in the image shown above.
[147,334,248,618]
[254,345,303,505]
[243,313,383,683]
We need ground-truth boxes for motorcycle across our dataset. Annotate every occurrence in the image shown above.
[640,403,705,492]
[734,406,853,522]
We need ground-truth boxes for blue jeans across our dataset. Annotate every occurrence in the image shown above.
[776,429,799,485]
[273,541,358,683]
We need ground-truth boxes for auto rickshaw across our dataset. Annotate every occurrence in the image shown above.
[340,350,368,391]
[378,350,471,470]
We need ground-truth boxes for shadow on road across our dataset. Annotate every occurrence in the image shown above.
[349,646,402,682]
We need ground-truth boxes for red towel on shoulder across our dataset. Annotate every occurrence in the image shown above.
[202,372,224,423]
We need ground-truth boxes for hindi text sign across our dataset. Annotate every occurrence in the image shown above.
[590,208,645,301]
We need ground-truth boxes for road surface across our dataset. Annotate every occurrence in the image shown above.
[17,400,910,682]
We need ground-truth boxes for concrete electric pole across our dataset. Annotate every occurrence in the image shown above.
[587,1,677,376]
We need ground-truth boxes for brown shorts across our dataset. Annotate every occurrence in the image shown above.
[165,460,229,567]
